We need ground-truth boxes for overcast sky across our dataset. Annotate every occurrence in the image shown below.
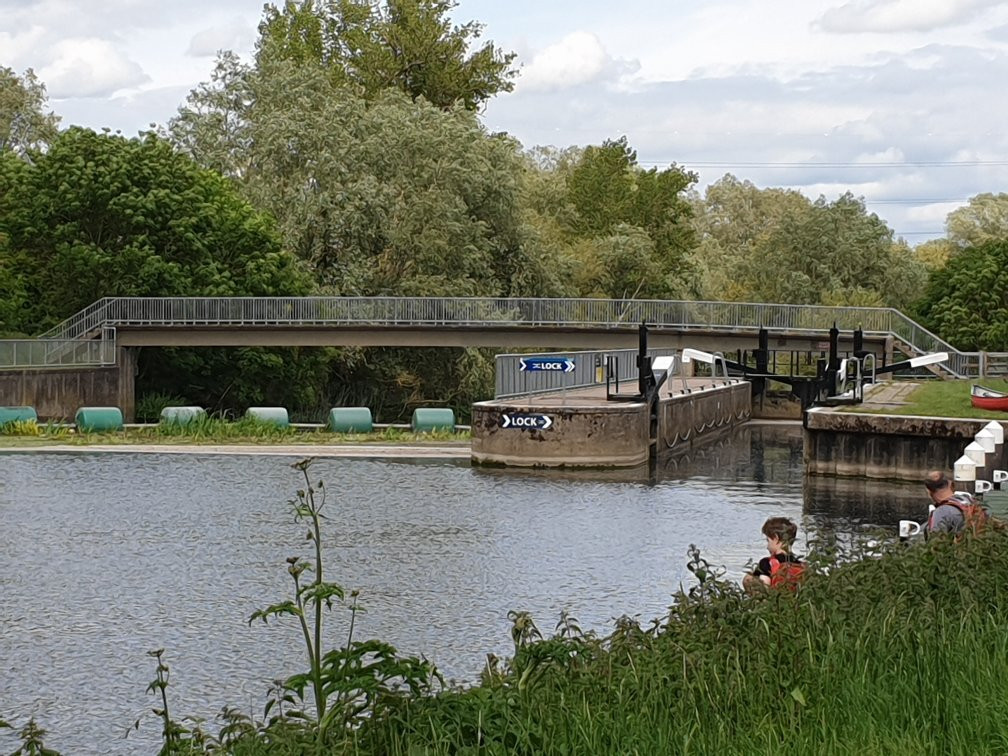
[3,0,1008,243]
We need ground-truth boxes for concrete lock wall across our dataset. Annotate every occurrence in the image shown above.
[471,401,651,468]
[804,410,1001,481]
[470,382,752,469]
[657,381,752,450]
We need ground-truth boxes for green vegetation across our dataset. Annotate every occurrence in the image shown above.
[0,418,469,447]
[845,378,1008,418]
[7,461,1008,755]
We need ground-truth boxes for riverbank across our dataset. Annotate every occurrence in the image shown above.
[0,441,471,458]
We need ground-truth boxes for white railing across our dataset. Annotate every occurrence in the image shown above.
[4,296,1006,377]
[0,338,116,368]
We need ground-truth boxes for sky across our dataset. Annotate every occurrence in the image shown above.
[3,0,1008,244]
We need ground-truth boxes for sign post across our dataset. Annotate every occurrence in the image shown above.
[519,356,576,406]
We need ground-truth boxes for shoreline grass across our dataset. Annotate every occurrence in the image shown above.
[847,377,1008,419]
[0,418,471,447]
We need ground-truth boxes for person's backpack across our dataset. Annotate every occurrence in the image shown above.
[768,556,805,590]
[929,492,988,536]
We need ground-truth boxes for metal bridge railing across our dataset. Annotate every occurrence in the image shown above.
[5,296,1007,377]
[0,338,116,369]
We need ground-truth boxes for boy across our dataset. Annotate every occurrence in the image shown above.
[743,516,804,594]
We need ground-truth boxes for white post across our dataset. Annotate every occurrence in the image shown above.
[975,428,996,455]
[964,440,988,483]
[954,454,977,486]
[984,420,1006,469]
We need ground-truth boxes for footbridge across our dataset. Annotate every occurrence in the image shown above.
[1,296,1001,378]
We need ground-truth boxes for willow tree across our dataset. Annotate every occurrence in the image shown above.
[0,67,60,157]
[690,176,927,309]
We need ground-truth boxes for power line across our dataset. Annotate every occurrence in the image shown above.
[639,160,1008,168]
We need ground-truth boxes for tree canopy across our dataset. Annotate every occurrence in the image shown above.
[256,0,517,110]
[916,240,1008,351]
[944,193,1008,251]
[690,175,927,308]
[0,128,325,410]
[1,128,308,329]
[0,66,60,157]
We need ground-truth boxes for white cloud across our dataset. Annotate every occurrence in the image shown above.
[516,31,637,92]
[39,38,148,98]
[818,0,1001,34]
[187,18,256,58]
[854,147,906,163]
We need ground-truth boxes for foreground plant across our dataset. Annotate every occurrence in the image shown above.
[242,458,442,745]
[0,717,59,756]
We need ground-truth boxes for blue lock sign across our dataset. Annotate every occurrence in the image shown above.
[500,413,553,430]
[519,357,575,373]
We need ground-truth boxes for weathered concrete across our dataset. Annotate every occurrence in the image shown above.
[471,395,650,468]
[804,408,1007,481]
[657,380,751,451]
[113,324,892,355]
[471,379,751,468]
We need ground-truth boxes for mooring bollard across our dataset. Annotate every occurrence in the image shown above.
[985,420,1007,469]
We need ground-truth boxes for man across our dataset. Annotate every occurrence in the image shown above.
[924,470,987,536]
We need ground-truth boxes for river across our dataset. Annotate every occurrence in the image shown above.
[0,423,923,754]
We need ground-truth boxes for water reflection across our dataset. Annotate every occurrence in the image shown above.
[0,427,921,754]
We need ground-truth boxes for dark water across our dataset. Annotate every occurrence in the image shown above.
[0,423,924,754]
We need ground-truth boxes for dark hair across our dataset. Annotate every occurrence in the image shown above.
[924,471,951,492]
[762,516,797,548]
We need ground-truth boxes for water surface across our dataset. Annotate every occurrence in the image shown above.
[0,424,923,754]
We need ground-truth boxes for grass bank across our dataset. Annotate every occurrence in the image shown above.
[0,417,470,447]
[348,532,1008,755]
[850,377,1008,419]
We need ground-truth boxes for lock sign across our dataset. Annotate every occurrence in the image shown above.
[500,413,553,430]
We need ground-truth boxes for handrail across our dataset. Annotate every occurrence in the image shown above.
[3,296,1005,376]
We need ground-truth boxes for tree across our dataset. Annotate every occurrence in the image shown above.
[915,240,1008,351]
[0,128,324,411]
[256,0,517,110]
[231,64,560,298]
[171,61,563,417]
[0,151,28,333]
[0,67,60,157]
[562,136,697,298]
[168,51,254,180]
[689,177,927,308]
[944,193,1008,250]
[4,128,308,325]
[914,237,957,270]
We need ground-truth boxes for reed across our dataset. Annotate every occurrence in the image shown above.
[356,532,1008,755]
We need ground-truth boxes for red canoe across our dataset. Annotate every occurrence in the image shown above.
[971,384,1008,411]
